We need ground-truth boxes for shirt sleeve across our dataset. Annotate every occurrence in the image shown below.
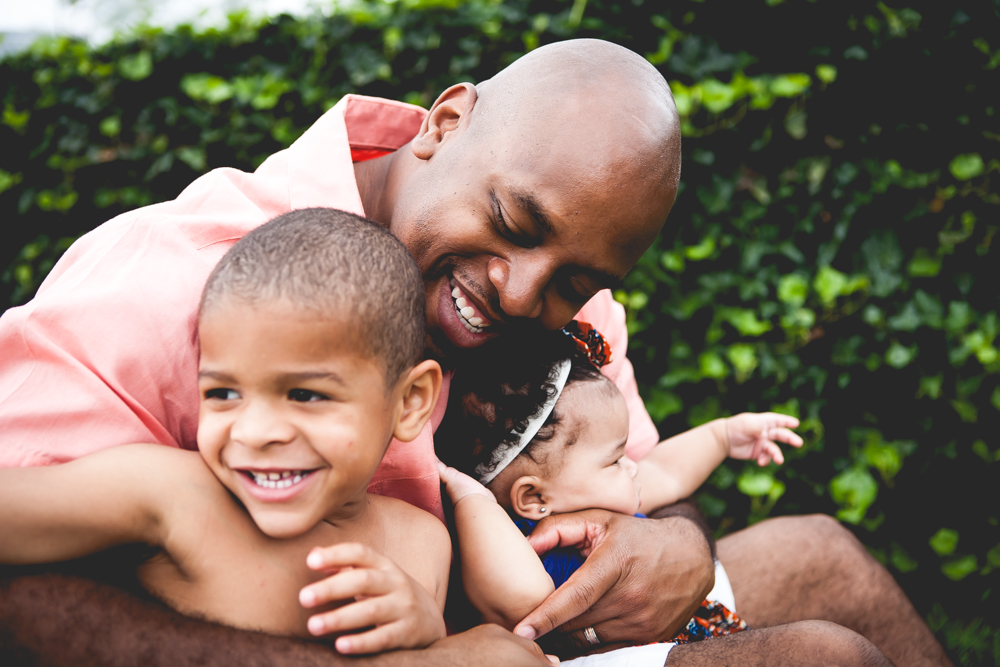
[0,166,286,468]
[575,290,661,461]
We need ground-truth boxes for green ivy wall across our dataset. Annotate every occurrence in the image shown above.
[1,0,998,663]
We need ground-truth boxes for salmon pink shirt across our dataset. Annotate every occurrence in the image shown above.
[0,95,659,522]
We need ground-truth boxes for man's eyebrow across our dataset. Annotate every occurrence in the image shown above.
[509,189,554,236]
[508,188,625,291]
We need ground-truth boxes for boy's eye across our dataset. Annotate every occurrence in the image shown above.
[205,388,240,401]
[288,388,328,402]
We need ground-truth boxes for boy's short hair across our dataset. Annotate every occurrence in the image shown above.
[199,207,426,384]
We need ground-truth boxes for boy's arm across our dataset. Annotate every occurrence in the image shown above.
[438,463,555,629]
[0,444,182,564]
[636,414,802,513]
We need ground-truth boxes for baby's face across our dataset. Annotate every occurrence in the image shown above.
[196,298,398,539]
[540,379,641,516]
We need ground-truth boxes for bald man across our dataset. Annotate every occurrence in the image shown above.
[0,40,950,667]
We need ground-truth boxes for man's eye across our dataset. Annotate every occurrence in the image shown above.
[205,388,240,400]
[288,388,328,402]
[555,275,595,303]
[491,191,539,249]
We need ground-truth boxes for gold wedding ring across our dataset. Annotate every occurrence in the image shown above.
[583,626,600,645]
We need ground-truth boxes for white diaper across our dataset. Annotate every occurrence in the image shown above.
[558,560,734,667]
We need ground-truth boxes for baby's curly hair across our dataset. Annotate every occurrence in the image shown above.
[436,329,607,481]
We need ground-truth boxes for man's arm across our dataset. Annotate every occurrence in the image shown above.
[0,571,555,667]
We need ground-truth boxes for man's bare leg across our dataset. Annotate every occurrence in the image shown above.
[716,514,953,667]
[666,620,893,666]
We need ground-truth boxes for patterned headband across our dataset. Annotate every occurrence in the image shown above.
[472,321,613,485]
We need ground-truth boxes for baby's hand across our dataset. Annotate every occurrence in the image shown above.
[299,543,446,653]
[437,459,496,505]
[724,412,803,466]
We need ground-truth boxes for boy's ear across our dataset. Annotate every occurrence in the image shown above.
[392,360,443,443]
[411,83,477,161]
[510,476,547,521]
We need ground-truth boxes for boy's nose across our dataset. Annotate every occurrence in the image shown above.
[230,401,295,449]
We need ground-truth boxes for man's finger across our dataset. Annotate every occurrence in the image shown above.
[513,550,617,640]
[523,512,603,554]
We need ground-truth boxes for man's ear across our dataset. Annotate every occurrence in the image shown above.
[510,476,547,520]
[392,359,443,443]
[411,83,478,161]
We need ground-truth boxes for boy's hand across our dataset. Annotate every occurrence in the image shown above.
[299,543,446,653]
[437,459,496,505]
[724,412,803,466]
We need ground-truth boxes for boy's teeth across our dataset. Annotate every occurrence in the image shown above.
[251,470,309,490]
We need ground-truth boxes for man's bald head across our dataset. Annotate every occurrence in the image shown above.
[470,39,681,235]
[361,39,683,354]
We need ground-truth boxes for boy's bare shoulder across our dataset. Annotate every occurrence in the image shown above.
[367,494,450,544]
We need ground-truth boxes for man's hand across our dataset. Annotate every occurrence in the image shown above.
[512,511,714,652]
[724,413,802,466]
[299,543,446,654]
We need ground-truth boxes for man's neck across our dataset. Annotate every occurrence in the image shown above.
[353,149,399,228]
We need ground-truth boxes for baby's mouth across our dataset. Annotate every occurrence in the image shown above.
[246,470,312,490]
[450,279,492,334]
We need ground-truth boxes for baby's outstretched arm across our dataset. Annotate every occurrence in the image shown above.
[438,461,555,629]
[298,542,447,654]
[636,413,802,512]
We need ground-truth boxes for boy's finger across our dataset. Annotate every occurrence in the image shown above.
[307,542,388,571]
[334,622,407,654]
[300,568,396,608]
[308,595,400,635]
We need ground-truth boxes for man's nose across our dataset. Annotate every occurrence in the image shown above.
[230,400,295,449]
[487,254,548,320]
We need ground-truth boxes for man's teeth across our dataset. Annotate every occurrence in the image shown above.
[250,470,309,489]
[450,285,488,333]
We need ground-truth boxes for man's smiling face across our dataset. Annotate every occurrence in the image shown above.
[384,83,678,356]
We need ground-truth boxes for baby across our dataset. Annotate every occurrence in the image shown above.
[0,208,451,654]
[436,326,802,645]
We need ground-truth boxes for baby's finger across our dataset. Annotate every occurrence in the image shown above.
[771,427,804,448]
[763,440,784,465]
[300,568,396,608]
[306,542,388,572]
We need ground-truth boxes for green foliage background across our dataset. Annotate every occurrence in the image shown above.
[1,0,998,663]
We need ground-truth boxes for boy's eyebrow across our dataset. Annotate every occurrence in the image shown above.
[281,371,347,385]
[198,369,235,382]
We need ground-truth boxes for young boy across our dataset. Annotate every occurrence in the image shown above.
[0,208,451,655]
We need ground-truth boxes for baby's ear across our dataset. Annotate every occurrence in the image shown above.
[392,360,442,443]
[510,476,547,520]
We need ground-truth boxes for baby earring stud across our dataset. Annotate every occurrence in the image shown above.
[539,507,547,513]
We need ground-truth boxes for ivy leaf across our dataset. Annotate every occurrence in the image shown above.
[830,467,878,524]
[941,555,978,581]
[948,153,985,180]
[929,528,959,556]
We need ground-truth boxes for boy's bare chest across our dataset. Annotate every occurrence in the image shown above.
[136,501,371,638]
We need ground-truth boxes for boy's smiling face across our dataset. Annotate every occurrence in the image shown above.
[196,299,399,539]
